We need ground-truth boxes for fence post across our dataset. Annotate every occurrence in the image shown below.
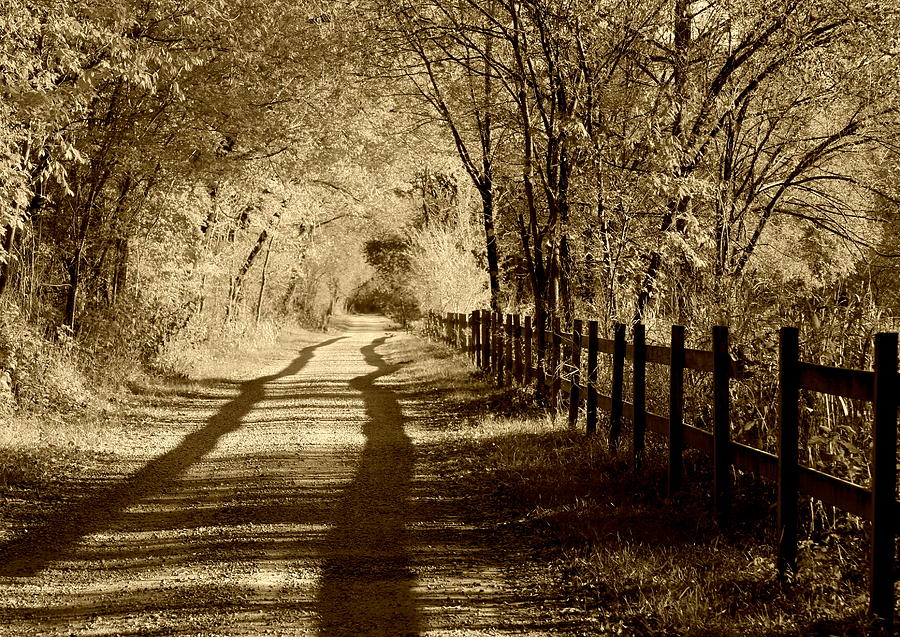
[870,332,898,628]
[550,316,562,410]
[633,323,647,468]
[586,320,599,435]
[568,319,583,429]
[489,312,495,375]
[777,326,800,579]
[513,315,522,384]
[536,314,546,396]
[712,326,732,522]
[524,315,533,386]
[481,311,491,372]
[495,312,504,385]
[505,314,514,386]
[610,323,625,450]
[489,312,496,372]
[471,312,479,364]
[668,325,685,497]
[479,310,486,368]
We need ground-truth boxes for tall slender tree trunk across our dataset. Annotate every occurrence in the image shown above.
[228,228,268,319]
[64,248,81,330]
[111,237,129,305]
[480,29,501,313]
[228,210,282,321]
[510,2,550,398]
[255,235,273,325]
[479,182,501,312]
[0,224,16,299]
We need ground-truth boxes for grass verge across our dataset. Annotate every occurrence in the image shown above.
[400,333,876,636]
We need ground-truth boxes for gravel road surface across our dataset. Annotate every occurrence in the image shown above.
[0,316,569,636]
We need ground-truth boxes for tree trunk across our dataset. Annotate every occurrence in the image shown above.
[510,2,550,399]
[0,224,16,299]
[228,209,282,320]
[228,228,268,319]
[479,181,502,313]
[255,235,273,325]
[558,234,574,328]
[111,237,129,305]
[64,249,81,330]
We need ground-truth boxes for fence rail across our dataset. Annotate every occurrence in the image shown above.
[425,310,899,628]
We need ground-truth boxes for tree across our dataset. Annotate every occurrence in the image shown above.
[384,0,505,311]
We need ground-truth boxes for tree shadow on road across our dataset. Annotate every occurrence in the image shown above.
[0,336,345,578]
[315,336,419,637]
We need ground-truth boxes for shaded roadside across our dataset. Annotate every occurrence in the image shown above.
[316,336,419,636]
[0,336,345,578]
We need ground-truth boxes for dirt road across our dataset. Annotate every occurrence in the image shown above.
[0,316,567,636]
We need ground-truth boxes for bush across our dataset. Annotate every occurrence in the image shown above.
[0,303,91,413]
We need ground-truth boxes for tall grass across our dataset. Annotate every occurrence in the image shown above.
[154,312,281,378]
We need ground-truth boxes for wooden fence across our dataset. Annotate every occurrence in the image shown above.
[426,310,899,628]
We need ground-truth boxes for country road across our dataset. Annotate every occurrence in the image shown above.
[0,316,573,636]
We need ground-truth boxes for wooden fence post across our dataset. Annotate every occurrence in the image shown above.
[870,332,898,628]
[633,323,647,468]
[712,326,732,521]
[586,320,599,435]
[524,316,533,386]
[610,323,625,450]
[479,311,486,364]
[536,315,546,395]
[505,314,514,386]
[513,315,522,384]
[490,312,496,372]
[495,312,504,385]
[550,316,562,410]
[668,325,685,497]
[481,311,491,372]
[489,312,496,372]
[777,326,800,578]
[568,319,583,429]
[471,312,479,365]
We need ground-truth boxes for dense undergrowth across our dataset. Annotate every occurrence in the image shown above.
[403,333,881,636]
[0,299,289,491]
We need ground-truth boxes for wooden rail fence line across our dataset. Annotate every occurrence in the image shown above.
[426,310,899,629]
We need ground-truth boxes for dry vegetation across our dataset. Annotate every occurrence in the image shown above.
[406,335,878,636]
[0,298,312,492]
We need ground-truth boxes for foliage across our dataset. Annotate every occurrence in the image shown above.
[0,303,90,413]
[407,212,490,314]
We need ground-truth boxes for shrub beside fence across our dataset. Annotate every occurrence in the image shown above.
[425,310,899,629]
